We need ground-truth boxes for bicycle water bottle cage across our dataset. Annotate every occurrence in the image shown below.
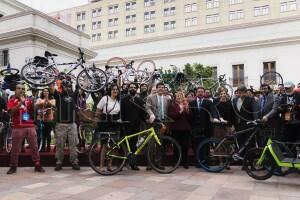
[33,56,48,67]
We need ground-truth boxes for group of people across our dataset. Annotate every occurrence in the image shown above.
[1,76,300,175]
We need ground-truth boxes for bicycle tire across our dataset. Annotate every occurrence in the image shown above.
[260,72,283,86]
[146,135,181,174]
[76,67,107,93]
[77,125,93,154]
[137,60,156,74]
[125,69,152,83]
[196,138,230,173]
[88,137,127,176]
[0,68,19,76]
[243,147,274,180]
[21,63,56,86]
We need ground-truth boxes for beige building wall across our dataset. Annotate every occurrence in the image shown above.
[49,0,300,48]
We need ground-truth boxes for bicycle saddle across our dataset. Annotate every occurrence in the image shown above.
[44,51,58,57]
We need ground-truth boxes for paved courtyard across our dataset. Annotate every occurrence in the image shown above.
[0,166,299,200]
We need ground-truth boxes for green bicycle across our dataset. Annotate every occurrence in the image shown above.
[88,122,182,175]
[243,138,300,180]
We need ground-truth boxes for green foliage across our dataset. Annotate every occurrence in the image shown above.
[160,63,215,89]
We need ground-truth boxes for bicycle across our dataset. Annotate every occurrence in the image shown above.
[243,138,300,180]
[1,111,12,153]
[21,48,107,93]
[196,120,264,173]
[76,122,95,154]
[88,121,182,175]
[105,58,154,85]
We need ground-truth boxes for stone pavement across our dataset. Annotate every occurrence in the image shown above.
[0,166,299,200]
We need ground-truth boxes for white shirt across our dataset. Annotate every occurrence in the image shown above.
[97,95,120,115]
[237,97,243,111]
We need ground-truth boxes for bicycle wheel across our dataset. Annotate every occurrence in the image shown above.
[196,139,230,173]
[125,70,152,83]
[0,68,19,76]
[21,63,56,86]
[147,135,181,174]
[77,125,93,154]
[137,60,156,74]
[88,137,127,175]
[260,72,283,86]
[243,147,274,180]
[77,67,107,93]
[5,126,12,153]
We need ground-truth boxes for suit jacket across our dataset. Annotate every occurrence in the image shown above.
[258,93,280,120]
[233,96,258,130]
[146,94,171,121]
[189,98,217,135]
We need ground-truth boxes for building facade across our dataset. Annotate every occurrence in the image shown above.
[49,0,300,88]
[0,0,96,73]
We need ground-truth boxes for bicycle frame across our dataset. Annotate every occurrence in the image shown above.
[257,139,300,169]
[106,127,161,159]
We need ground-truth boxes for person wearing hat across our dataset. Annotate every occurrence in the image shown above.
[277,82,300,141]
[50,80,80,171]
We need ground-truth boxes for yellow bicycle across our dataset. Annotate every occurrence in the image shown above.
[88,122,182,175]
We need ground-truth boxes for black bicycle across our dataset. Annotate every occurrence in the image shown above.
[196,120,264,173]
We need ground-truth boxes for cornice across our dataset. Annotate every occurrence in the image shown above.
[0,27,97,59]
[93,35,300,66]
[91,15,300,50]
[0,10,90,39]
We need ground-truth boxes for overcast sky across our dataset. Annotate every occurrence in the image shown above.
[18,0,88,13]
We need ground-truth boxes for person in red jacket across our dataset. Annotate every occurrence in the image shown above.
[6,83,45,174]
[168,91,192,169]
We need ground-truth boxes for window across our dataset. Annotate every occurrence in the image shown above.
[255,5,269,16]
[144,11,155,20]
[229,10,244,20]
[97,21,102,29]
[77,12,86,21]
[164,0,175,3]
[164,7,176,16]
[92,34,96,41]
[0,50,9,67]
[229,0,243,5]
[281,1,297,12]
[97,8,102,16]
[232,64,245,87]
[206,14,220,24]
[108,30,118,39]
[126,27,136,37]
[211,66,218,80]
[145,0,155,7]
[185,17,197,27]
[108,4,119,14]
[185,3,197,12]
[126,1,136,11]
[144,24,156,33]
[108,18,118,27]
[92,10,97,18]
[263,61,277,84]
[82,24,85,31]
[97,33,101,41]
[206,0,219,9]
[126,14,136,23]
[164,20,176,30]
[92,22,97,30]
[77,25,81,31]
[0,13,3,18]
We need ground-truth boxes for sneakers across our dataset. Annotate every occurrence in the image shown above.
[7,166,17,175]
[72,163,80,170]
[55,164,63,171]
[35,165,45,173]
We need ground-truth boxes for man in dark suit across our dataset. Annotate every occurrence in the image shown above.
[121,83,147,170]
[232,85,258,154]
[189,86,218,155]
[258,84,280,139]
